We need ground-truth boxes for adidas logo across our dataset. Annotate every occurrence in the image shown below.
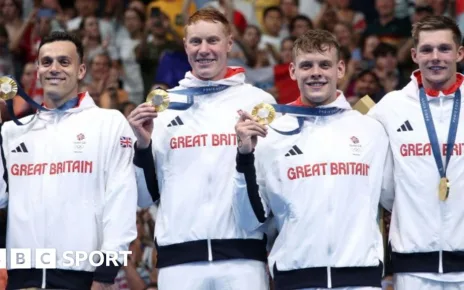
[285,145,303,157]
[11,142,28,153]
[167,116,184,127]
[397,120,413,132]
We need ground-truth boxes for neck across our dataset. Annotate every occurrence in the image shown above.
[44,92,77,109]
[423,74,457,92]
[301,94,337,107]
[193,67,228,82]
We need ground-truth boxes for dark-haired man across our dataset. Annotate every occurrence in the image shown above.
[370,15,464,289]
[0,31,137,290]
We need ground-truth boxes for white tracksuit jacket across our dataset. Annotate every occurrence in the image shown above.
[233,93,388,289]
[134,68,276,268]
[0,93,137,289]
[369,71,464,282]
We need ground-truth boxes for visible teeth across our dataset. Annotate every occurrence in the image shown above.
[430,67,444,71]
[197,59,214,63]
[308,82,325,86]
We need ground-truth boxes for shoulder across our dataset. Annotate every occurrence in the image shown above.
[235,83,276,104]
[368,88,407,122]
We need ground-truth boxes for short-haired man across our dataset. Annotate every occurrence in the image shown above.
[128,7,275,290]
[0,31,137,289]
[234,29,388,289]
[369,15,464,289]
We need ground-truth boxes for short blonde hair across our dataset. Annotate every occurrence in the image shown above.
[292,29,341,60]
[184,7,231,36]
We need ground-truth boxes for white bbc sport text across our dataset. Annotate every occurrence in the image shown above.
[0,249,131,269]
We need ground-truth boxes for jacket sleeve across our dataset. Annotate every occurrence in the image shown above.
[233,150,270,232]
[93,114,138,283]
[0,125,8,209]
[133,140,159,208]
[380,145,395,212]
[368,103,395,212]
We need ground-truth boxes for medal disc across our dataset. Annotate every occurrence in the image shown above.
[0,76,18,100]
[252,103,276,125]
[439,177,449,201]
[146,89,170,112]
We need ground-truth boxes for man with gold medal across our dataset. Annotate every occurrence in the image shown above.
[127,7,275,290]
[0,31,137,289]
[368,15,464,289]
[233,29,389,289]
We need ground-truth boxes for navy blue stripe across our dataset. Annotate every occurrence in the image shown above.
[273,262,383,289]
[7,268,93,290]
[155,238,267,268]
[391,251,464,273]
[133,140,159,202]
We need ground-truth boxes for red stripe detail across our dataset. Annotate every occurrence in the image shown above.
[413,71,463,97]
[224,67,245,78]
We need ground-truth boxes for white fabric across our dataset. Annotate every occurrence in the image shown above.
[135,68,276,247]
[234,92,389,279]
[157,260,268,290]
[0,93,137,272]
[368,70,464,282]
[394,274,464,290]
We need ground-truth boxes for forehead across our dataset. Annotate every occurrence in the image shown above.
[185,21,227,38]
[417,29,455,46]
[295,46,338,62]
[39,41,78,59]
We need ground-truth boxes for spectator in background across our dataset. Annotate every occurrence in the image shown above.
[136,10,182,97]
[0,24,14,76]
[347,69,383,104]
[259,6,284,63]
[279,0,299,35]
[372,42,406,93]
[272,36,299,104]
[78,15,119,68]
[314,3,338,32]
[334,21,362,61]
[333,0,366,37]
[117,8,145,103]
[229,25,271,68]
[359,33,380,71]
[66,0,115,43]
[288,14,312,38]
[364,0,412,48]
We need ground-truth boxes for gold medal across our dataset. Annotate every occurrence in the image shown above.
[439,177,449,201]
[146,89,170,112]
[252,103,276,125]
[0,76,18,100]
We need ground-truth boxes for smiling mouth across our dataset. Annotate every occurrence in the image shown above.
[306,81,328,88]
[428,66,446,72]
[196,59,215,64]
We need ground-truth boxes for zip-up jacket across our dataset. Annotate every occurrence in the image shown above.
[0,93,137,289]
[233,93,388,289]
[134,67,276,268]
[369,71,464,282]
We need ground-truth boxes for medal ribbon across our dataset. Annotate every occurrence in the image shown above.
[166,85,230,110]
[269,104,345,135]
[419,87,461,190]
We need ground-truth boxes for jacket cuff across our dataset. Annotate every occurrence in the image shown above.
[236,150,255,173]
[134,140,153,167]
[93,253,122,283]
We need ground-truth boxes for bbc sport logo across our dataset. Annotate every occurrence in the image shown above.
[0,249,132,269]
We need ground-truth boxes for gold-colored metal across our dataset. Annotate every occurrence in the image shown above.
[439,177,449,201]
[0,76,18,100]
[252,103,276,125]
[146,89,170,112]
[353,95,375,115]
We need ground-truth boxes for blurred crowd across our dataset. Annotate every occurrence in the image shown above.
[0,0,463,289]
